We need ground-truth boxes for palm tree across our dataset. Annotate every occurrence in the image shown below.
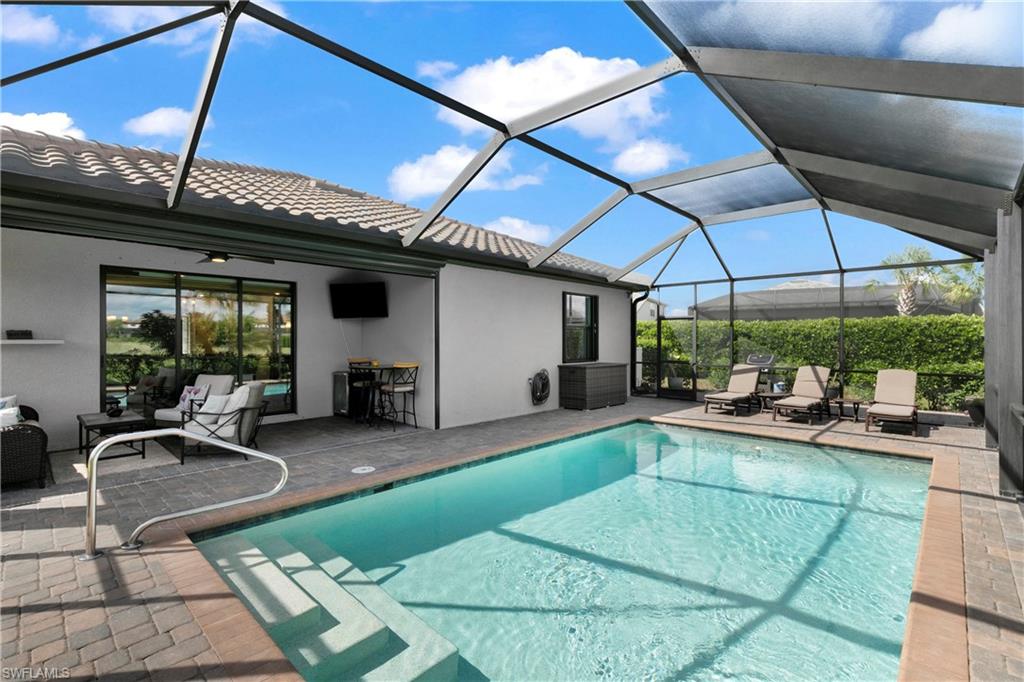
[867,247,984,316]
[868,246,940,316]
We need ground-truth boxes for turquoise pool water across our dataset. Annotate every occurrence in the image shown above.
[199,422,929,680]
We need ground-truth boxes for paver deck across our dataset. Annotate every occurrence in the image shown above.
[1,398,1021,680]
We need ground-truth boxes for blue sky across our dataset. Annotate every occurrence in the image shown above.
[3,1,1016,282]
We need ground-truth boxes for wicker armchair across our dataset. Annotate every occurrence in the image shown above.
[1,406,51,488]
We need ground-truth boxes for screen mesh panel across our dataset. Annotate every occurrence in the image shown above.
[647,1,1024,67]
[651,163,810,219]
[716,77,1024,190]
[807,172,996,236]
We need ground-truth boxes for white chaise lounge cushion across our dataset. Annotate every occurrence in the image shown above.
[726,364,759,394]
[873,369,917,407]
[867,403,916,418]
[705,391,751,403]
[774,395,821,409]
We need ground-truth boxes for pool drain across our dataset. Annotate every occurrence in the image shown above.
[352,465,376,474]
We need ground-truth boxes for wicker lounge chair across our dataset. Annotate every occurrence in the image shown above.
[704,364,759,414]
[0,406,52,488]
[772,366,831,424]
[865,369,919,436]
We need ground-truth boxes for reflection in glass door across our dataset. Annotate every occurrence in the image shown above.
[242,280,294,413]
[180,275,240,377]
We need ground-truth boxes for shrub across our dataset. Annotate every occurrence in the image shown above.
[636,314,983,410]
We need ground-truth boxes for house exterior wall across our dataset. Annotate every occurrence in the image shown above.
[0,228,438,449]
[437,263,631,429]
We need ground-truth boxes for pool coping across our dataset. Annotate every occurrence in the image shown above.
[140,414,968,681]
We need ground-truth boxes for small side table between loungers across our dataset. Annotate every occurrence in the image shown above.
[77,410,148,461]
[830,399,863,423]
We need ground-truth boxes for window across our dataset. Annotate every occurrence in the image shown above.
[103,267,295,415]
[563,292,598,363]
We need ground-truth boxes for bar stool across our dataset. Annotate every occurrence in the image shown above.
[379,362,419,430]
[347,358,376,423]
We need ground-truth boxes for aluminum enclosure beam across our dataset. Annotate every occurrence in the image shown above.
[1,7,221,87]
[630,150,774,194]
[608,221,699,282]
[626,2,830,213]
[782,148,1011,208]
[401,132,508,247]
[505,56,685,137]
[689,46,1024,108]
[828,199,994,253]
[167,1,245,209]
[702,198,819,226]
[529,188,630,268]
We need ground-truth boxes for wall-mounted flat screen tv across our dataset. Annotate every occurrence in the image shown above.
[330,282,388,319]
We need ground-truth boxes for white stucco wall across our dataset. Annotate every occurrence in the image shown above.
[0,229,436,448]
[437,263,631,429]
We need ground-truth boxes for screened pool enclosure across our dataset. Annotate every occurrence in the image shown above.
[2,0,1022,494]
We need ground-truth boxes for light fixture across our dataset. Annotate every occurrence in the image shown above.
[204,251,229,264]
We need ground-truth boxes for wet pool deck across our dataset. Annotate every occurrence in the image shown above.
[1,397,1021,680]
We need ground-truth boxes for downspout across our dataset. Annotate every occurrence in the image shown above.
[631,289,652,396]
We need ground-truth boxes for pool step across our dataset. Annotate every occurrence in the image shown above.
[290,535,459,682]
[202,535,321,641]
[259,537,391,679]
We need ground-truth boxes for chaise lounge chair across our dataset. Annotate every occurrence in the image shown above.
[865,369,919,436]
[772,366,831,424]
[704,364,759,414]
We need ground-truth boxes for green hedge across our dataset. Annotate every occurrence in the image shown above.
[636,314,983,410]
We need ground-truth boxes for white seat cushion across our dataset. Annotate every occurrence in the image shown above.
[774,396,820,409]
[867,403,916,418]
[184,421,236,439]
[706,391,750,403]
[153,407,184,423]
[218,386,250,425]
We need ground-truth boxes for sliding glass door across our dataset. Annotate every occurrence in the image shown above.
[102,267,295,414]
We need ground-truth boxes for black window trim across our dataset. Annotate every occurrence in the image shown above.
[99,264,298,416]
[562,291,598,364]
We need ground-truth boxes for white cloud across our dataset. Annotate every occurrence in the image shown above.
[900,1,1024,67]
[482,216,553,244]
[612,138,689,176]
[123,107,207,138]
[1,6,60,45]
[743,229,772,242]
[432,47,668,148]
[692,1,895,57]
[388,144,544,202]
[86,1,285,50]
[416,60,458,79]
[0,111,85,138]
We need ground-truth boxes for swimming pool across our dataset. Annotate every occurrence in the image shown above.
[197,422,929,681]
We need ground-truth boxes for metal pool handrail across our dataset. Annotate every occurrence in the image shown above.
[78,428,288,561]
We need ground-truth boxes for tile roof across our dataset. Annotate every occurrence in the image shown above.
[0,127,616,278]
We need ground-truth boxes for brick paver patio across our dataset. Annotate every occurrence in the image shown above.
[1,398,1021,680]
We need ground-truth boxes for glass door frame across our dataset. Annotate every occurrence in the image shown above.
[100,265,297,415]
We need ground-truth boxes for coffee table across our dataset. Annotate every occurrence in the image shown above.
[77,410,148,461]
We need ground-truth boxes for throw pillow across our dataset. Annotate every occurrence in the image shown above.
[217,385,251,426]
[196,394,229,425]
[0,395,17,409]
[177,384,210,411]
[0,406,21,427]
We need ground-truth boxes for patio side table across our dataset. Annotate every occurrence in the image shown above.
[830,399,863,423]
[756,391,792,414]
[77,410,148,461]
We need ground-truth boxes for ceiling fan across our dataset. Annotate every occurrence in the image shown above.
[181,248,276,265]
